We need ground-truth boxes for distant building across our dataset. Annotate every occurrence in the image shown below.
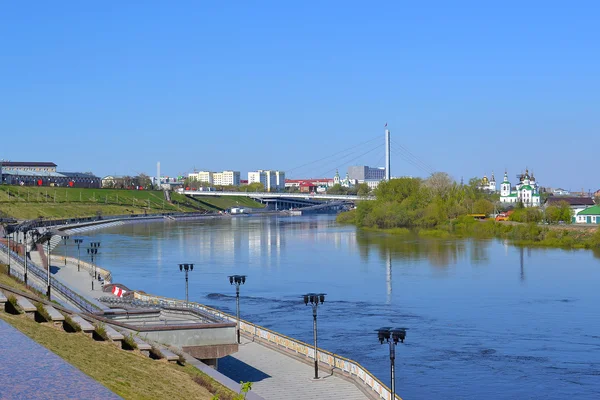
[544,196,595,216]
[333,170,356,188]
[188,171,214,184]
[248,170,285,191]
[0,161,99,188]
[347,165,385,181]
[552,188,570,196]
[574,205,600,224]
[188,170,240,186]
[478,172,497,192]
[499,169,540,207]
[213,171,240,186]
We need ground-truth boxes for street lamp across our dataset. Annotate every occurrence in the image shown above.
[87,242,100,290]
[179,263,194,307]
[62,235,70,265]
[46,237,52,299]
[302,293,326,379]
[6,231,11,277]
[74,238,84,272]
[23,230,29,287]
[228,275,247,344]
[376,327,408,400]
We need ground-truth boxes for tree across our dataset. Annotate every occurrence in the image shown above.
[473,199,494,215]
[136,173,152,189]
[425,172,454,199]
[357,183,371,197]
[327,184,347,195]
[240,182,265,192]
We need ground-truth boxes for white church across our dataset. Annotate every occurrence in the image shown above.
[479,169,541,207]
[499,169,540,207]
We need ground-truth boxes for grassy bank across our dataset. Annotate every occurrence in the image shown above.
[339,210,600,249]
[0,265,236,400]
[0,186,262,219]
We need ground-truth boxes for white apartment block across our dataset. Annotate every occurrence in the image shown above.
[248,170,286,192]
[188,171,213,184]
[213,170,240,186]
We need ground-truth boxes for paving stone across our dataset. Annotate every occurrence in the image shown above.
[0,319,121,399]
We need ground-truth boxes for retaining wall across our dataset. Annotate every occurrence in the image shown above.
[134,292,400,400]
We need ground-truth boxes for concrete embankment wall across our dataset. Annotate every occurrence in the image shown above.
[135,292,399,400]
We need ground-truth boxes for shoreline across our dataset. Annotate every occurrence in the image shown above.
[339,216,600,251]
[41,216,398,400]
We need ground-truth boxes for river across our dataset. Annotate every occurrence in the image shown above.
[58,215,600,399]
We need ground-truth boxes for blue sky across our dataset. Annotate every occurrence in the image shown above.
[1,1,598,190]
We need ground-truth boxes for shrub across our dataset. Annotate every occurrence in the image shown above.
[6,295,21,315]
[63,314,82,333]
[35,302,52,323]
[122,333,138,351]
[93,322,110,341]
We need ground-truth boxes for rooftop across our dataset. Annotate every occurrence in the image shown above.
[577,205,600,216]
[545,197,595,206]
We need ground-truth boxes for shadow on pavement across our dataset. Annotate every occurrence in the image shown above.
[218,356,271,383]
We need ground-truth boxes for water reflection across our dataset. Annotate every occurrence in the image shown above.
[67,215,600,400]
[354,230,486,268]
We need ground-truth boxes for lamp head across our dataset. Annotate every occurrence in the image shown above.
[376,327,392,344]
[303,295,309,305]
[229,276,234,285]
[179,264,183,271]
[391,328,407,344]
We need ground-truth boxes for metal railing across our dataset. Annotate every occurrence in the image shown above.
[132,292,399,400]
[0,243,102,313]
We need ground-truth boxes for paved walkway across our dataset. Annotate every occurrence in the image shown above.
[0,318,121,400]
[218,337,369,400]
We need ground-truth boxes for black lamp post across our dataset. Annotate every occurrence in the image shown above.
[376,327,408,400]
[62,235,70,265]
[87,242,100,290]
[6,231,11,277]
[46,237,52,299]
[228,275,246,344]
[303,293,326,379]
[23,229,29,286]
[74,238,84,272]
[179,263,194,307]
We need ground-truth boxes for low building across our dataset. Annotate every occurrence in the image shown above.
[544,196,595,216]
[574,206,600,224]
[553,188,570,196]
[299,182,316,193]
[0,161,99,188]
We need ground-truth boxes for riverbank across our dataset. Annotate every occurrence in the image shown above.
[339,211,600,249]
[0,186,264,219]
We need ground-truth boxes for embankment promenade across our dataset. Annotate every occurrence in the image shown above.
[2,215,402,400]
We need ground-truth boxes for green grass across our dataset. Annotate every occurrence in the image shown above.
[0,266,236,400]
[0,186,264,219]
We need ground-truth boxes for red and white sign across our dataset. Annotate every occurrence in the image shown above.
[112,287,126,297]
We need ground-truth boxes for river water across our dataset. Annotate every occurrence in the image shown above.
[59,215,600,399]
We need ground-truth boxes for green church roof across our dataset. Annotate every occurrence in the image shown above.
[520,185,533,190]
[577,205,600,216]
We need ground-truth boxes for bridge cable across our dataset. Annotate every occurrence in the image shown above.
[319,143,384,178]
[285,135,381,175]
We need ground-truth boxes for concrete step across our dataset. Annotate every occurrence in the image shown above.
[43,304,65,322]
[103,324,124,341]
[0,291,7,304]
[16,296,36,313]
[157,346,180,362]
[71,315,95,333]
[132,336,152,352]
